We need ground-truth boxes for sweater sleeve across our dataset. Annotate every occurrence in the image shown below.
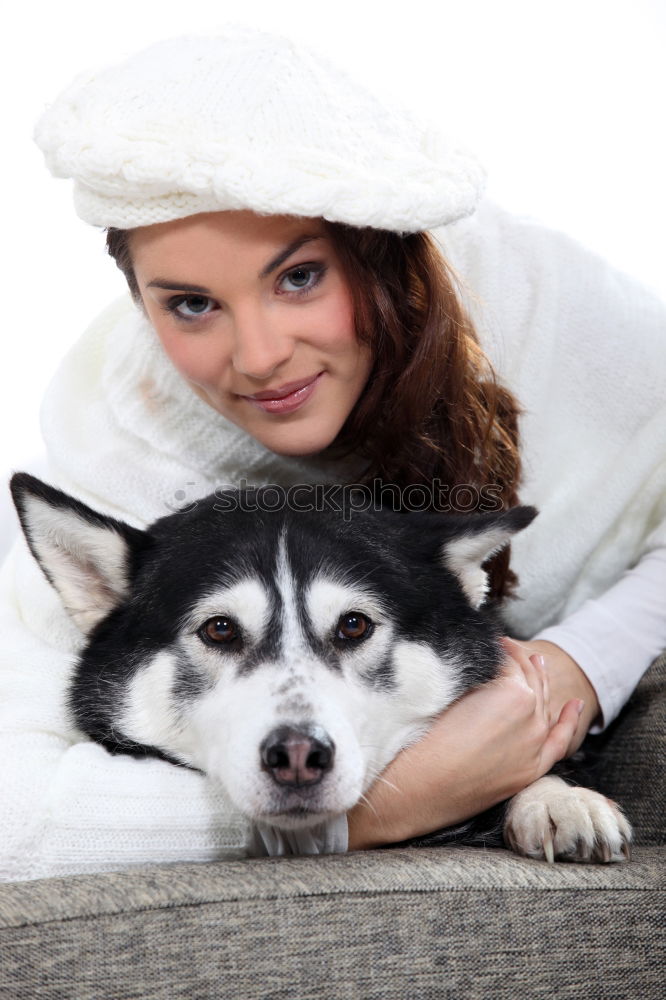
[0,534,255,882]
[531,546,666,733]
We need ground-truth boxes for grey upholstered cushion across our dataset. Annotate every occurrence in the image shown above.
[592,650,665,845]
[0,846,663,1000]
[0,651,663,999]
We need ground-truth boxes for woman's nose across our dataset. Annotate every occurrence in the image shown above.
[231,312,295,381]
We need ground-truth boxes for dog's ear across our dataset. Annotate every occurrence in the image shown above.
[439,506,537,608]
[9,472,149,635]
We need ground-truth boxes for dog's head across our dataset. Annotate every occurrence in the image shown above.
[10,473,536,830]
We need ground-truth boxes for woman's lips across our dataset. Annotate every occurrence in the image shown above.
[240,372,324,414]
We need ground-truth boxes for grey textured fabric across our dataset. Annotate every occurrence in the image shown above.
[592,650,665,845]
[0,847,663,1000]
[0,652,663,999]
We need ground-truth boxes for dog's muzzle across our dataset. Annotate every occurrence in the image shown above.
[260,725,335,788]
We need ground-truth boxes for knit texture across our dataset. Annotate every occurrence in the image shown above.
[32,26,486,233]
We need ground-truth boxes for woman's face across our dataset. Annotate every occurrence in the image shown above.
[130,210,373,456]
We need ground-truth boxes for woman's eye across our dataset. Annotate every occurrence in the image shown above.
[164,266,326,319]
[168,295,215,320]
[280,264,325,296]
[335,612,373,642]
[199,616,240,645]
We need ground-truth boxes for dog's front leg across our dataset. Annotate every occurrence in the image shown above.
[503,774,633,863]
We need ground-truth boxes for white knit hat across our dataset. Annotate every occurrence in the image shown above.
[33,25,486,234]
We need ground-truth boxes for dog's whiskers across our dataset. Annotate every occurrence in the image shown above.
[359,759,403,797]
[356,792,380,820]
[374,774,401,794]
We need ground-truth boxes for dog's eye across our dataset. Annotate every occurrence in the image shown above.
[200,616,239,644]
[335,612,372,641]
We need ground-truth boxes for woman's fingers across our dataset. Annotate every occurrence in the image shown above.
[499,636,545,719]
[527,654,547,721]
[542,697,585,768]
[537,655,551,724]
[529,653,552,726]
[500,636,586,765]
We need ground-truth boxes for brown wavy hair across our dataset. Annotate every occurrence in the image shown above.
[106,220,523,600]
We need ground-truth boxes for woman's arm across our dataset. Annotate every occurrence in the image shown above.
[520,549,666,753]
[347,638,583,850]
[530,546,666,740]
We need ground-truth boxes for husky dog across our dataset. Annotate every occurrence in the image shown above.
[10,473,631,863]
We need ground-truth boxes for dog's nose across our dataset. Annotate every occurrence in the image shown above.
[260,726,335,787]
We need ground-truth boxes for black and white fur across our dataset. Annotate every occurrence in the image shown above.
[9,473,632,863]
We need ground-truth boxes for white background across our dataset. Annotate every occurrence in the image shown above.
[2,0,665,482]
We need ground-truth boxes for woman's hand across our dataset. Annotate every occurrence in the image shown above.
[347,636,583,850]
[515,637,602,755]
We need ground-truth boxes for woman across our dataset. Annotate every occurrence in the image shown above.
[2,27,665,879]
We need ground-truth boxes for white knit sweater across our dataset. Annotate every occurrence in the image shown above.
[2,199,665,881]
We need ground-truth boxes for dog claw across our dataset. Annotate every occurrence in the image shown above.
[504,776,633,865]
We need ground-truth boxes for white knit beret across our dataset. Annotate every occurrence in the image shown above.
[33,25,486,234]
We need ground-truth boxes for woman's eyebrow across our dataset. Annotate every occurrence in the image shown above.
[146,279,212,293]
[146,234,325,293]
[258,234,325,278]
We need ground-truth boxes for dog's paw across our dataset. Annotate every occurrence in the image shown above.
[504,775,632,864]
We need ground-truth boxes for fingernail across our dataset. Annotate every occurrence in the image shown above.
[535,655,546,669]
[576,699,585,715]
